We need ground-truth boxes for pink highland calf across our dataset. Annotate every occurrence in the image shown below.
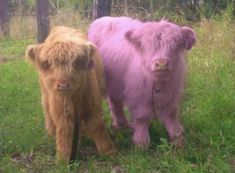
[88,16,196,148]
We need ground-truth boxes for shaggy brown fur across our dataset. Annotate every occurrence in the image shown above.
[25,26,115,162]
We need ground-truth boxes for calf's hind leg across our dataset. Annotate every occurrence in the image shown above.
[107,97,129,129]
[86,112,116,155]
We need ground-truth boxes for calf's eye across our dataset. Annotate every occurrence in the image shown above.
[73,59,86,70]
[40,60,50,70]
[73,56,95,71]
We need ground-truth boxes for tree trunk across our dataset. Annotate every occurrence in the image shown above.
[36,0,50,43]
[124,0,129,16]
[194,0,201,21]
[0,0,10,37]
[93,0,112,20]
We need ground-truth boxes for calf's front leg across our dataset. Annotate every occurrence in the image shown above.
[130,105,152,148]
[55,115,74,162]
[158,106,185,148]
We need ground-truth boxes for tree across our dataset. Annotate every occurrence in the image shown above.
[93,0,112,20]
[36,0,50,43]
[0,0,10,37]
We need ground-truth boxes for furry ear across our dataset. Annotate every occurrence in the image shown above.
[86,42,96,58]
[181,26,196,50]
[25,45,38,64]
[125,29,142,48]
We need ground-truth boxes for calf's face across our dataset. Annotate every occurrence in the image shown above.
[26,41,95,94]
[125,21,196,78]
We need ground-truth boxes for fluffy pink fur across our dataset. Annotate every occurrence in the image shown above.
[88,16,196,147]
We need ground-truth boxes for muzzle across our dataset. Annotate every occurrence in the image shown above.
[151,58,169,72]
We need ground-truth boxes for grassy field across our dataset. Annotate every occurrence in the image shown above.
[0,16,235,172]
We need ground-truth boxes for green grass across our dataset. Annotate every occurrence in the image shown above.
[0,39,33,58]
[0,18,235,173]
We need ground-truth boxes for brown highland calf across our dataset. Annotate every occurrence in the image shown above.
[25,26,115,162]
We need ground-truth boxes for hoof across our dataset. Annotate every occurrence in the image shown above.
[132,130,150,148]
[98,145,117,155]
[170,134,185,148]
[112,121,130,130]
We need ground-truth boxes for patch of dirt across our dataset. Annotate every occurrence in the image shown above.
[11,150,34,170]
[111,164,127,173]
[79,146,97,160]
[78,161,127,173]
